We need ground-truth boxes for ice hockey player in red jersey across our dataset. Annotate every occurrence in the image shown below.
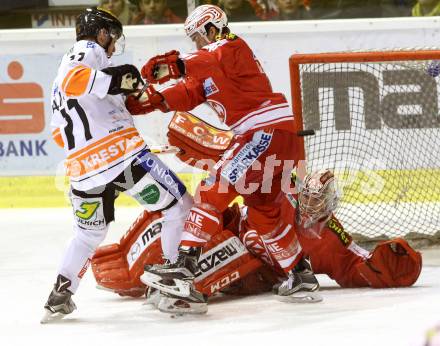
[90,169,422,312]
[41,7,193,323]
[125,4,320,314]
[283,169,422,289]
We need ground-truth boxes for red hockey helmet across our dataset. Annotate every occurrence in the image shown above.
[184,5,228,41]
[298,169,340,227]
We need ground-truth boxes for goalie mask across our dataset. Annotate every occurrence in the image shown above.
[298,169,340,227]
[76,7,125,56]
[184,5,228,48]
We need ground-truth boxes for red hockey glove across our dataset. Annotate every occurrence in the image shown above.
[356,238,422,288]
[167,111,233,167]
[125,84,169,115]
[141,50,184,84]
[91,210,164,297]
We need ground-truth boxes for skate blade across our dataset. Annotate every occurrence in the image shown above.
[144,289,161,308]
[158,296,208,316]
[277,291,323,303]
[40,309,68,324]
[140,271,191,298]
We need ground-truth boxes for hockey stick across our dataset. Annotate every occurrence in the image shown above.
[296,129,315,137]
[149,145,180,154]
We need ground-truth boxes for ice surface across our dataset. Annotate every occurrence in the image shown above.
[0,208,439,346]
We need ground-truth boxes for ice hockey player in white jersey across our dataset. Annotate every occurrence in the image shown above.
[41,7,193,323]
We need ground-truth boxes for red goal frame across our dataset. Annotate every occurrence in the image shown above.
[288,50,440,161]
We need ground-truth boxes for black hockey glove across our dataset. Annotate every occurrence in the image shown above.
[102,64,143,95]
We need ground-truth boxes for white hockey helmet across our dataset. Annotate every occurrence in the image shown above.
[184,5,228,41]
[298,169,340,227]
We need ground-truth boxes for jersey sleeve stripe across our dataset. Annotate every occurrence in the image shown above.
[51,128,64,148]
[61,66,83,92]
[88,70,97,94]
[62,66,92,97]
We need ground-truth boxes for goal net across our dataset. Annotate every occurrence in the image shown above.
[289,50,440,247]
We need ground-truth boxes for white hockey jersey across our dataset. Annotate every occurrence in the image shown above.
[50,40,147,191]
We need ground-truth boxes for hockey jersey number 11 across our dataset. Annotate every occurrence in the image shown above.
[50,40,147,191]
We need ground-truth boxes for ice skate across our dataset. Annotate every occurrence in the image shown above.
[144,286,161,308]
[41,274,77,323]
[157,292,208,316]
[141,246,207,314]
[274,257,323,303]
[141,246,201,298]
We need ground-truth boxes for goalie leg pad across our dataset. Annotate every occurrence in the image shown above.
[193,230,263,296]
[91,210,165,297]
[356,238,422,288]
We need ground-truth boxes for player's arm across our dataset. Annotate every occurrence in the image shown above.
[125,51,212,115]
[61,63,142,99]
[60,47,142,99]
[125,77,205,115]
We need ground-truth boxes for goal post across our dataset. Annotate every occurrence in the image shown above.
[289,49,440,247]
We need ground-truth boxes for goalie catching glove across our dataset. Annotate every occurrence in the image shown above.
[141,50,184,84]
[125,84,169,115]
[356,238,422,288]
[102,64,143,95]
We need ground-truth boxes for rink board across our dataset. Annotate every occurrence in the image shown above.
[2,168,440,208]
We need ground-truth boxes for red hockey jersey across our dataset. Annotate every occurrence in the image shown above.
[160,36,294,135]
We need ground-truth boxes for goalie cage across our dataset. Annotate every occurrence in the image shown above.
[289,49,440,249]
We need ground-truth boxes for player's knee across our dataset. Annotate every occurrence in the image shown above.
[71,188,114,249]
[130,151,188,211]
[75,225,109,250]
[245,205,281,235]
[181,203,223,245]
[195,180,234,211]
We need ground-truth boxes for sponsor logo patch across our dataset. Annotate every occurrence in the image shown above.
[139,184,160,204]
[78,258,91,279]
[127,218,163,269]
[220,131,273,184]
[137,151,186,198]
[203,77,219,97]
[73,198,106,230]
[327,217,352,246]
[207,99,227,122]
[194,237,247,281]
[75,201,100,220]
